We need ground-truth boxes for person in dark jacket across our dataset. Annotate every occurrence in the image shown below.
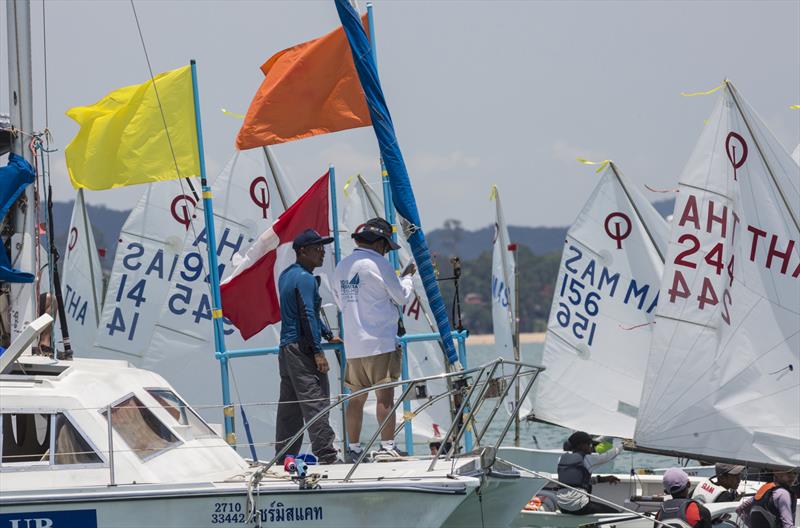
[555,431,622,514]
[655,468,712,528]
[275,229,340,464]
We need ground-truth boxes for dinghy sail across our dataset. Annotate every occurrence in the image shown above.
[59,189,104,354]
[491,185,533,422]
[491,186,518,364]
[533,162,668,439]
[93,178,200,359]
[634,81,800,469]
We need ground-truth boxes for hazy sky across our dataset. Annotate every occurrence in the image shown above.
[2,0,798,230]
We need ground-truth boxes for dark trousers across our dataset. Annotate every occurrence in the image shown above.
[275,343,337,462]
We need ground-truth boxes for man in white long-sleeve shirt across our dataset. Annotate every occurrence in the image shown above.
[333,218,416,461]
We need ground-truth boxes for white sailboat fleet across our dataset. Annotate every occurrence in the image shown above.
[1,0,797,526]
[516,82,799,526]
[1,1,543,527]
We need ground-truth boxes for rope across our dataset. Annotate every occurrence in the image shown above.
[129,0,189,192]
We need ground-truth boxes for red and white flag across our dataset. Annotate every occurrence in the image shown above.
[221,172,330,339]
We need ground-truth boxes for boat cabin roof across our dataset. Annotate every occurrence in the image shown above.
[0,356,248,492]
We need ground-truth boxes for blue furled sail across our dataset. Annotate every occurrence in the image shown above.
[334,0,458,365]
[0,153,35,283]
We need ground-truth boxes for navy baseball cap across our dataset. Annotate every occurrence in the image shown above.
[292,229,334,250]
[352,217,401,250]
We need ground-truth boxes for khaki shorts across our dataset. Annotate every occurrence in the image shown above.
[345,348,402,391]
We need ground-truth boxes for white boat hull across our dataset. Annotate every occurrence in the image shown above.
[443,469,546,528]
[1,479,474,528]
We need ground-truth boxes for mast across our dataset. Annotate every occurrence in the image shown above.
[5,0,37,342]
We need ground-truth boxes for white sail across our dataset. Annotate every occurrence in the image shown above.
[340,175,452,443]
[635,82,800,468]
[92,178,200,358]
[533,162,668,439]
[491,186,534,417]
[490,186,517,361]
[792,144,799,165]
[59,189,104,354]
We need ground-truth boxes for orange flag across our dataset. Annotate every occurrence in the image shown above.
[236,14,372,149]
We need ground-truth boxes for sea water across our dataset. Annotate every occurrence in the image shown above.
[466,342,691,474]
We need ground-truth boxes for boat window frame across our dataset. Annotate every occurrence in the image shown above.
[0,409,106,472]
[144,387,218,439]
[100,392,183,462]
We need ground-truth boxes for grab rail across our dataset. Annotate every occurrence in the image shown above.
[262,358,544,481]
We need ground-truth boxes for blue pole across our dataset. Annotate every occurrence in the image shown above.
[190,60,235,446]
[400,340,414,454]
[367,0,410,452]
[457,331,473,451]
[328,165,350,454]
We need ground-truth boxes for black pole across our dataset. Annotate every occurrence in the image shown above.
[42,156,72,359]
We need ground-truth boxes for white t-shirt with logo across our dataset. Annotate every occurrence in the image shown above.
[333,248,414,359]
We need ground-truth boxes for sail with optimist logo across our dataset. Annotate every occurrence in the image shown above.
[532,162,668,439]
[58,189,104,355]
[92,177,200,359]
[634,82,800,469]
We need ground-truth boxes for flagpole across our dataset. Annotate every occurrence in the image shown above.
[367,1,413,454]
[190,60,235,446]
[328,164,350,453]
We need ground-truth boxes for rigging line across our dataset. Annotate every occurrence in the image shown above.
[128,0,198,201]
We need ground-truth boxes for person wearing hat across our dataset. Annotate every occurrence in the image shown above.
[655,468,712,528]
[737,468,798,528]
[555,431,623,514]
[333,218,416,462]
[275,229,340,465]
[691,463,745,504]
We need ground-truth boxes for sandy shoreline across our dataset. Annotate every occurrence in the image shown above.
[466,332,545,345]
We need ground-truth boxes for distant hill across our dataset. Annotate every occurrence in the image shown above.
[426,199,674,260]
[51,201,128,272]
[49,197,674,273]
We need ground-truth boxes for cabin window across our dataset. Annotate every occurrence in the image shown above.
[146,389,216,438]
[1,412,102,466]
[102,396,179,459]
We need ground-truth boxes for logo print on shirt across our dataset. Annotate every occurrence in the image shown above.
[340,273,360,301]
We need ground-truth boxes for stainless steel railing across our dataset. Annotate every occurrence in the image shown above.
[263,358,544,482]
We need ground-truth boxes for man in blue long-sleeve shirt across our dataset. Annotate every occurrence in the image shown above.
[276,229,339,464]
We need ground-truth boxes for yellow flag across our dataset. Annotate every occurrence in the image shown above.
[65,65,199,190]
